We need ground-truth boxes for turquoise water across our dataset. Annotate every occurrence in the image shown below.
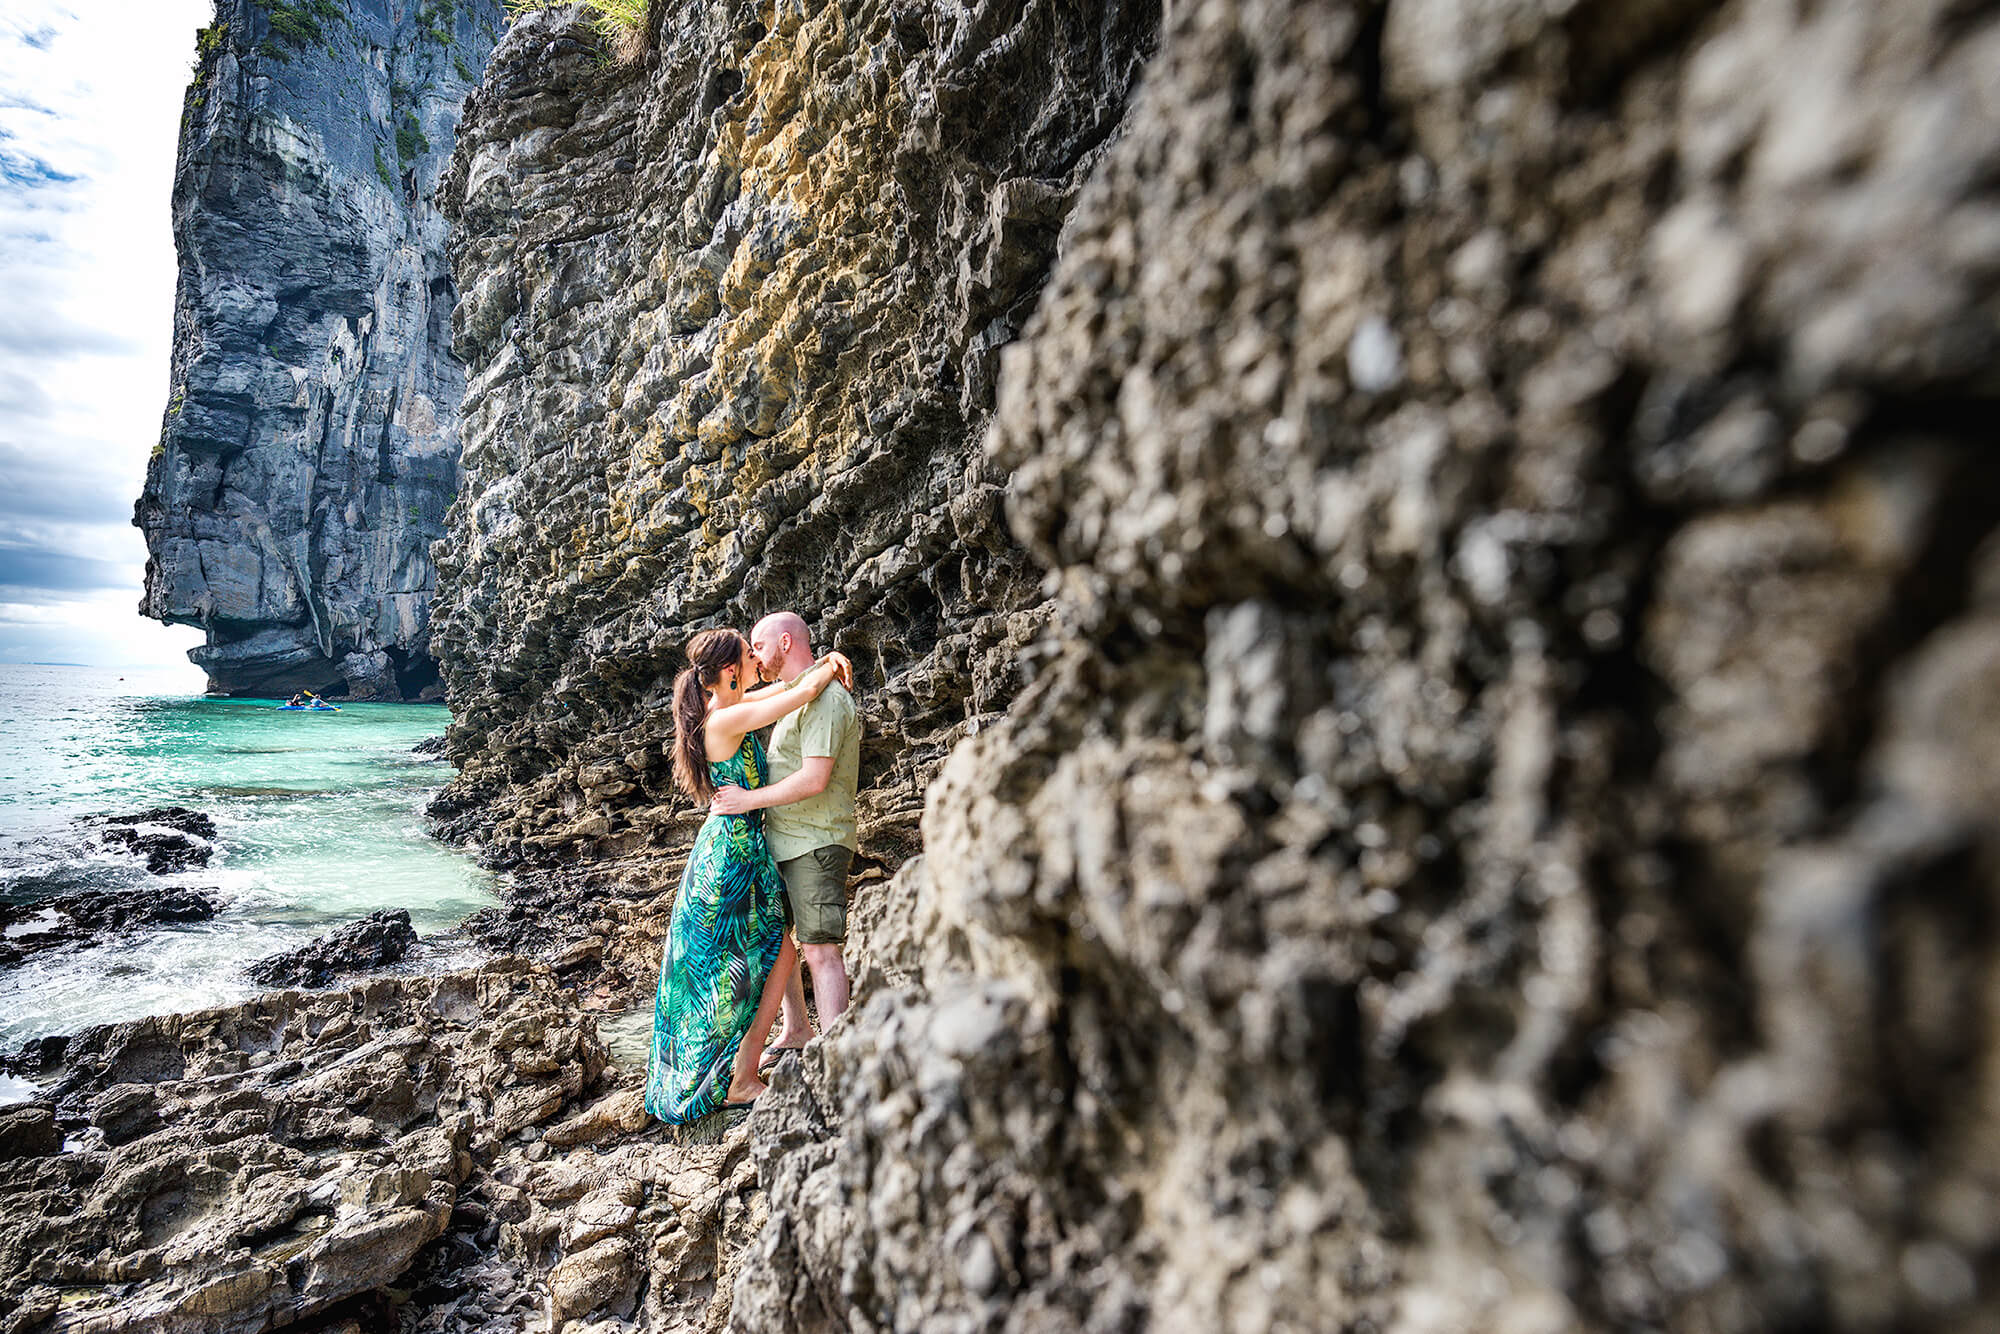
[0,663,498,1050]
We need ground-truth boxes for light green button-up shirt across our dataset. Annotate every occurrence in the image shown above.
[764,677,859,862]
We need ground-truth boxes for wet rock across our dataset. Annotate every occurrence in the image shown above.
[95,807,217,841]
[98,827,210,873]
[2,887,218,937]
[245,909,421,989]
[0,959,603,1332]
[92,807,219,873]
[0,889,221,968]
[134,0,506,699]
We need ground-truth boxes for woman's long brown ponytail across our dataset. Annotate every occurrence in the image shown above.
[670,628,747,801]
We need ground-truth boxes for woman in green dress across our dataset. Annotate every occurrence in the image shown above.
[646,627,852,1122]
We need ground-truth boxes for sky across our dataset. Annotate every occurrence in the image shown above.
[0,0,212,683]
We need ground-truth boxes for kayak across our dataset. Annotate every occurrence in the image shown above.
[278,704,342,711]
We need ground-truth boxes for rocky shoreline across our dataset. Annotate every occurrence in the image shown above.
[0,959,612,1331]
[0,764,927,1333]
[0,762,848,1333]
[0,855,834,1334]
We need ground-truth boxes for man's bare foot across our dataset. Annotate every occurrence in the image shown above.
[758,1032,810,1075]
[723,1072,767,1107]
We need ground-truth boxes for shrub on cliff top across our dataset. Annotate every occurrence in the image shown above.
[505,0,649,63]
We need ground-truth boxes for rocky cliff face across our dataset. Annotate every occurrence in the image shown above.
[422,1,2000,1332]
[135,0,505,700]
[432,0,1160,857]
[744,2,2000,1331]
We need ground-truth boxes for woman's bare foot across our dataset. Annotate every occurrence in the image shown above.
[723,1072,767,1107]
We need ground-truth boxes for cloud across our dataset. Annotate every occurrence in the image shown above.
[0,143,78,189]
[0,589,206,677]
[0,541,132,593]
[0,303,144,357]
[0,444,148,526]
[0,0,213,671]
[0,366,57,423]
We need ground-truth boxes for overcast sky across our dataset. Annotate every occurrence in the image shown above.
[0,0,211,682]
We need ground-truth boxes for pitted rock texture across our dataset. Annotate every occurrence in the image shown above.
[431,0,1161,861]
[352,1,2000,1332]
[364,1079,770,1333]
[717,3,2000,1334]
[0,958,603,1333]
[136,0,505,700]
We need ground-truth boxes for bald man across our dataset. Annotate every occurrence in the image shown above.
[711,611,860,1058]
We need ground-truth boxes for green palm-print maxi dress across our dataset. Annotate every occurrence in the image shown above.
[645,734,788,1124]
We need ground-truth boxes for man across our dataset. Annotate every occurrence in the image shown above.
[711,611,860,1063]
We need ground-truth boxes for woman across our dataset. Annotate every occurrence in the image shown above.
[645,626,852,1122]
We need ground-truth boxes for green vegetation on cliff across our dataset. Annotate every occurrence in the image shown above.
[505,0,646,42]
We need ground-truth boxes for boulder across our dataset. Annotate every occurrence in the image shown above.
[0,889,221,968]
[548,1234,641,1322]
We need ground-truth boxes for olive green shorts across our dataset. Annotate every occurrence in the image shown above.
[778,844,852,945]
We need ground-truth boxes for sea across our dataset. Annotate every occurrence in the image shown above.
[0,663,499,1093]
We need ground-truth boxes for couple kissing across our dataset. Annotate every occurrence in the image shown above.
[643,612,861,1123]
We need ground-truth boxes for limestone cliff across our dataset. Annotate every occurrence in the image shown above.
[424,1,2000,1332]
[433,0,1159,856]
[135,0,505,700]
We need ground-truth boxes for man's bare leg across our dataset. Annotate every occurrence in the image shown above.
[770,952,813,1052]
[800,942,849,1027]
[726,935,796,1104]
